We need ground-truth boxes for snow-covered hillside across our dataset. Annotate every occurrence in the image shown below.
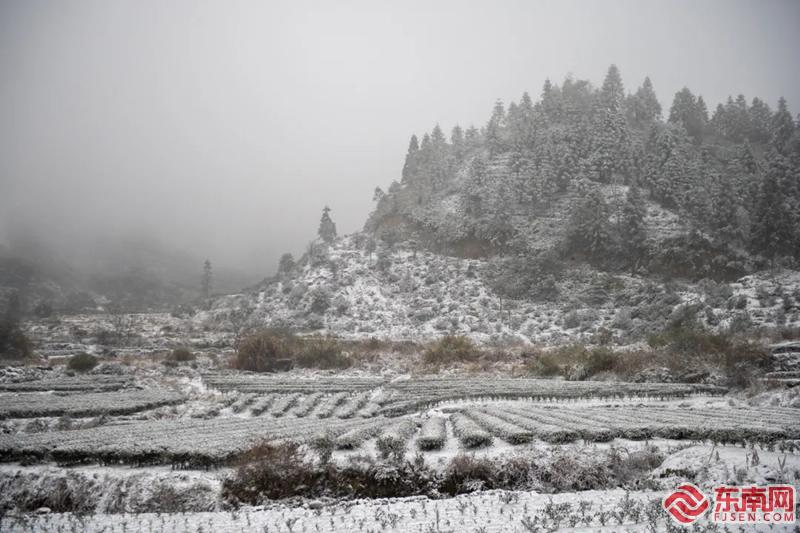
[227,234,800,345]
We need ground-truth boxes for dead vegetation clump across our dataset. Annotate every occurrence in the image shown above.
[232,329,352,372]
[423,335,481,366]
[524,320,771,387]
[222,441,666,506]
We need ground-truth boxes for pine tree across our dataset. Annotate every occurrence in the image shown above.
[201,259,212,299]
[486,100,506,157]
[619,186,648,272]
[278,253,295,274]
[464,125,481,150]
[696,96,709,125]
[449,122,463,146]
[565,188,611,261]
[709,170,745,246]
[401,135,419,183]
[540,78,561,121]
[642,123,693,207]
[771,97,795,155]
[600,64,625,109]
[750,155,797,260]
[710,103,727,137]
[668,87,705,141]
[629,76,662,123]
[590,106,631,183]
[318,206,337,243]
[431,123,447,146]
[748,97,772,143]
[420,132,431,151]
[721,94,750,142]
[516,92,537,148]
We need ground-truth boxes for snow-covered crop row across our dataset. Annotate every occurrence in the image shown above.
[334,417,393,449]
[378,378,725,415]
[462,409,534,444]
[248,394,276,416]
[477,405,800,444]
[416,416,447,450]
[0,375,132,393]
[315,392,349,418]
[376,418,418,448]
[0,415,382,466]
[291,392,324,416]
[267,393,301,417]
[228,393,257,414]
[450,412,492,448]
[202,374,383,393]
[0,390,184,419]
[482,406,580,443]
[499,406,616,442]
[335,392,370,418]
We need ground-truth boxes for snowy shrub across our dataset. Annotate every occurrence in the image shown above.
[67,352,98,372]
[646,322,769,386]
[304,313,325,330]
[287,282,307,307]
[310,432,335,464]
[485,253,563,301]
[0,319,31,360]
[727,294,748,310]
[562,311,580,329]
[412,308,435,323]
[308,287,331,314]
[399,271,416,292]
[440,454,497,495]
[699,279,733,307]
[611,308,633,331]
[727,311,754,334]
[308,242,330,266]
[375,248,393,272]
[332,294,349,315]
[168,347,195,362]
[375,419,417,462]
[544,453,611,491]
[223,442,317,502]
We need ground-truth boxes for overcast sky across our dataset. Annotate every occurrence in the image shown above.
[1,0,799,282]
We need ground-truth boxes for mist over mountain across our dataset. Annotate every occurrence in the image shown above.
[2,0,799,294]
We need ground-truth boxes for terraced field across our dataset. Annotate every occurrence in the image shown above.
[0,375,133,392]
[0,415,389,467]
[451,404,800,447]
[1,373,796,468]
[0,390,184,419]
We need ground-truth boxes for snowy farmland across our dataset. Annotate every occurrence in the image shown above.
[0,364,798,532]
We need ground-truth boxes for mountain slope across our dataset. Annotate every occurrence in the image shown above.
[236,234,800,345]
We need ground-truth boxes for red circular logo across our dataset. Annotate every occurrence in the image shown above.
[663,483,710,524]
